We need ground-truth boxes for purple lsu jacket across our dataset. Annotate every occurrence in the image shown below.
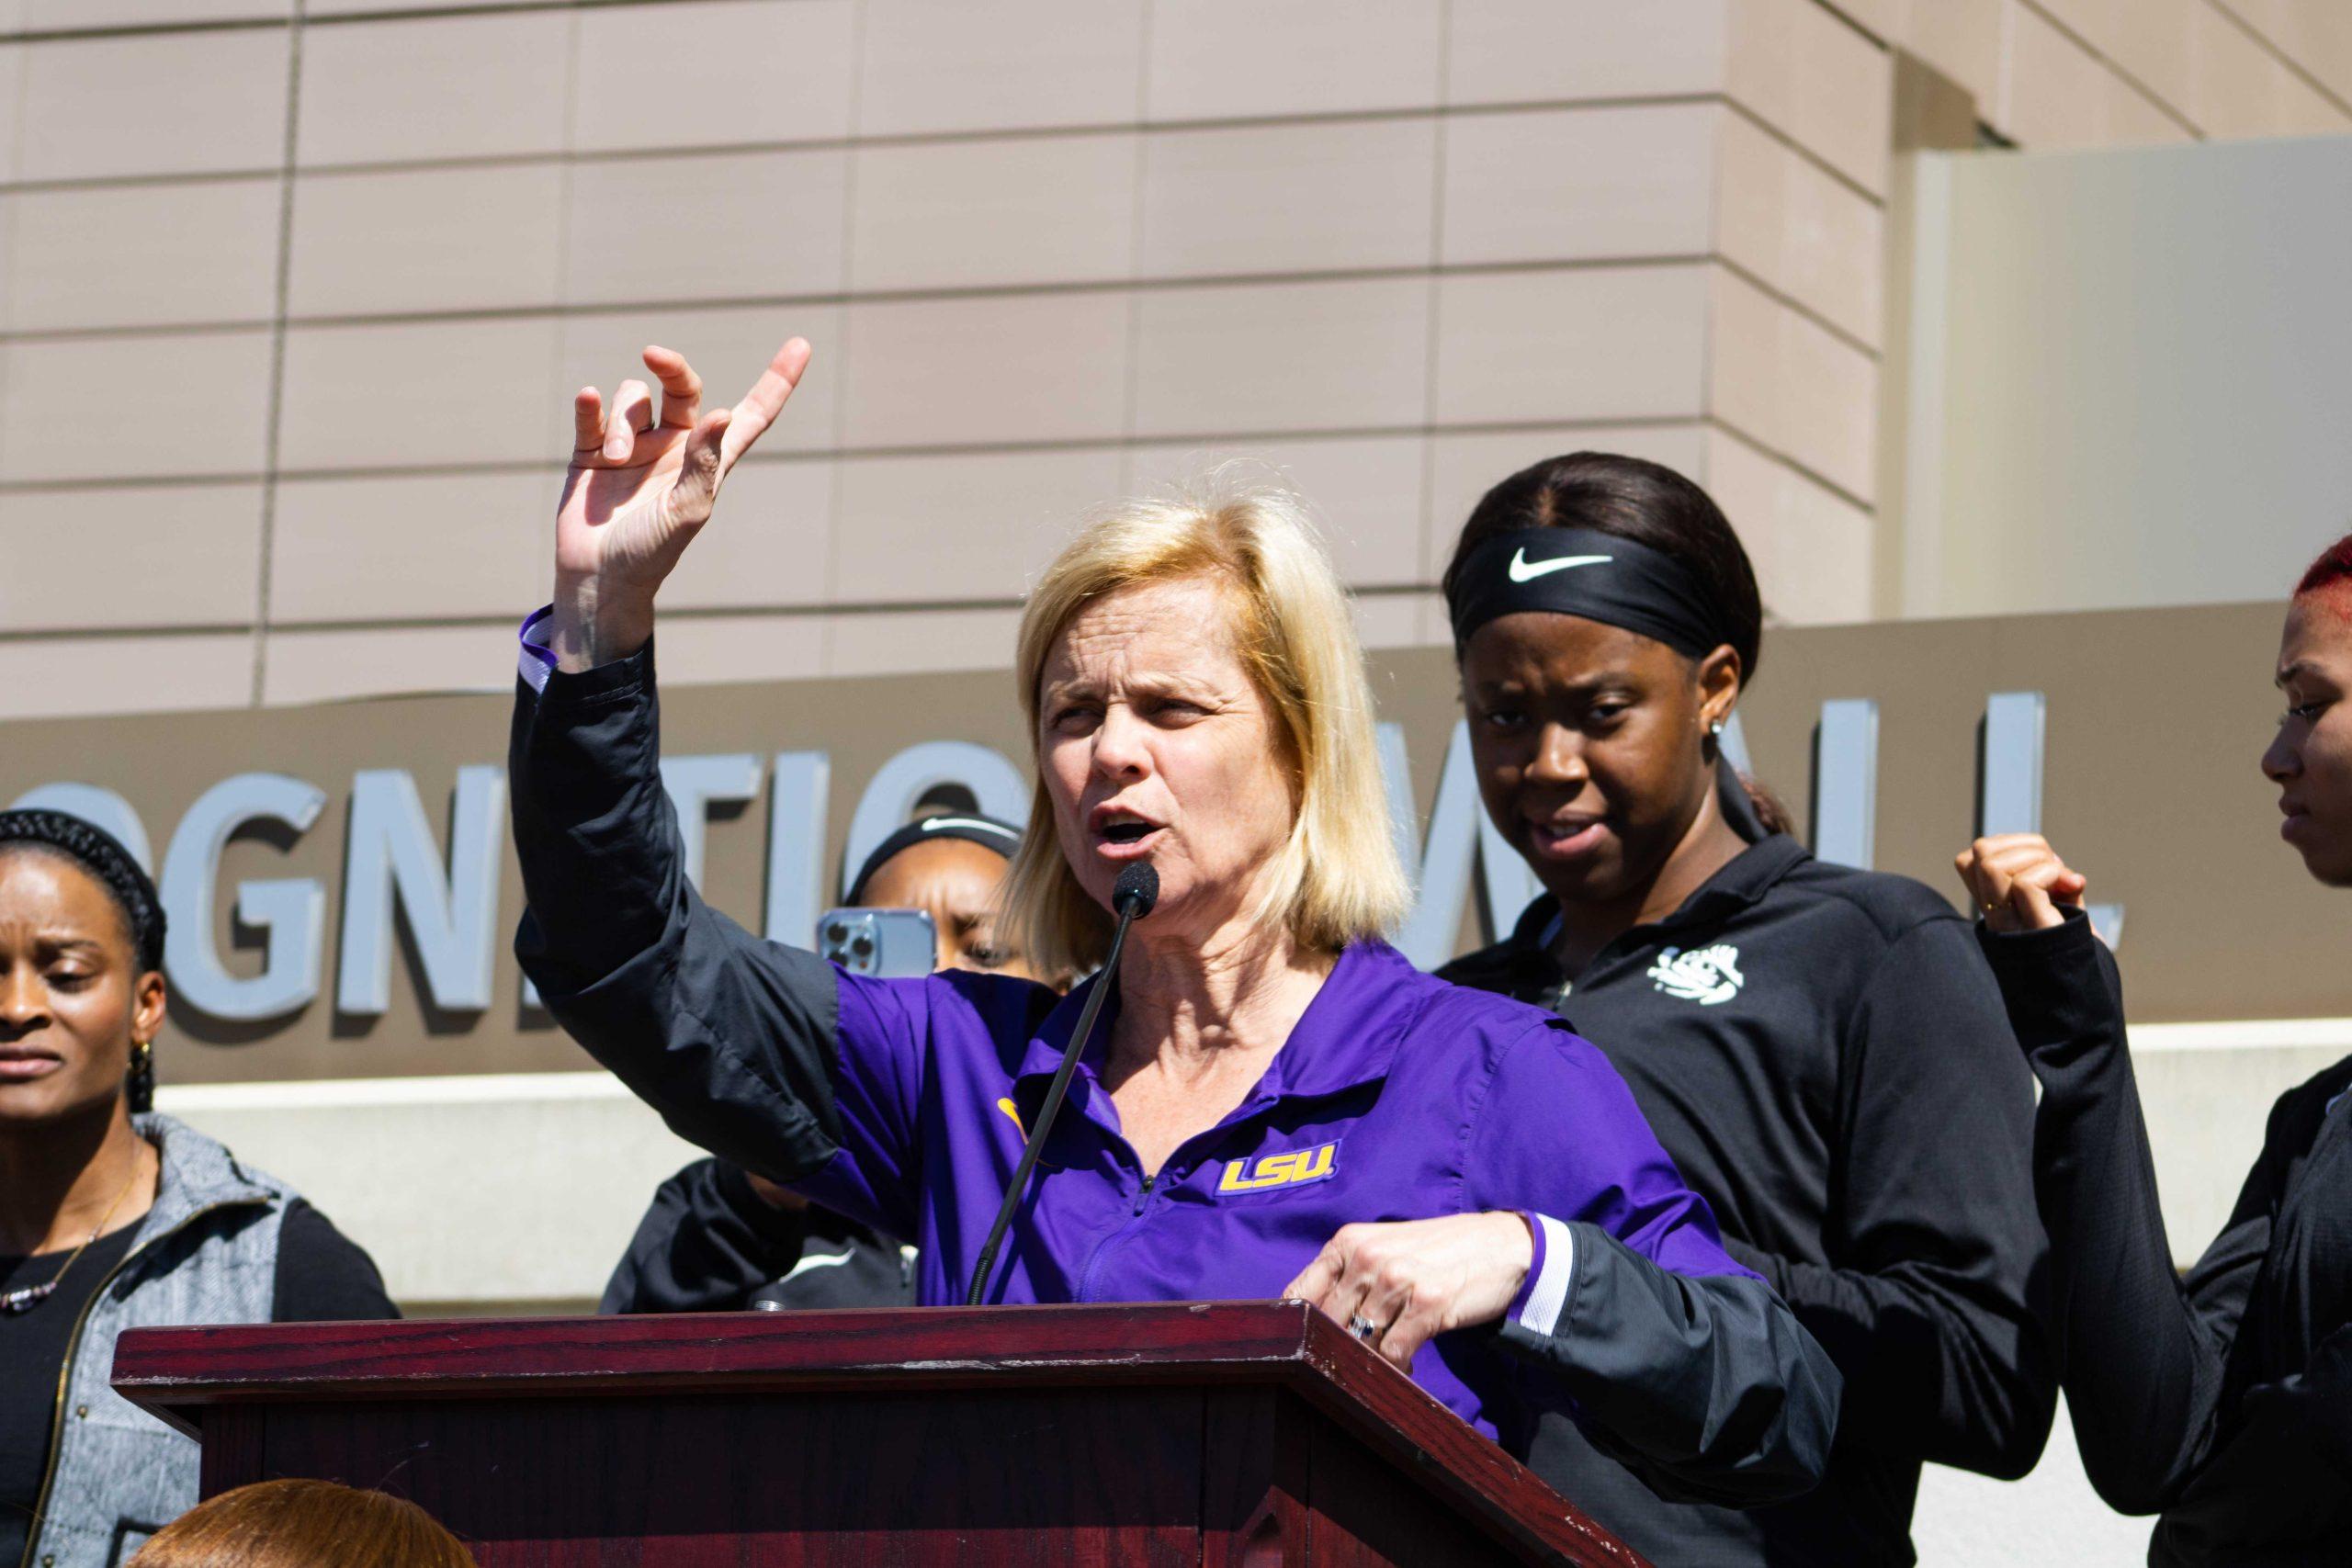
[511,637,1839,1507]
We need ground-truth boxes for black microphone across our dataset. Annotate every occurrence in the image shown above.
[965,862,1159,1306]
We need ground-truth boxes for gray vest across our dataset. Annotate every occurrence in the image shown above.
[22,1116,290,1568]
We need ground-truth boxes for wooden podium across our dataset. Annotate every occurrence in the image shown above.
[114,1303,1645,1567]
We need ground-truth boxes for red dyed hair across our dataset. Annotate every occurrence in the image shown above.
[130,1479,478,1568]
[2294,534,2352,599]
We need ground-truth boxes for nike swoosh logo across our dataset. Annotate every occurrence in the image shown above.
[1508,548,1613,582]
[779,1249,855,1283]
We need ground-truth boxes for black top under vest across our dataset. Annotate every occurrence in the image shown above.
[0,1202,394,1565]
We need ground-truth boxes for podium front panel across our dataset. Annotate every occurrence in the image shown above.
[117,1303,1648,1567]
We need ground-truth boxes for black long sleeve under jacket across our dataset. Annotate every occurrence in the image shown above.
[1980,910,2352,1568]
[1442,834,2054,1568]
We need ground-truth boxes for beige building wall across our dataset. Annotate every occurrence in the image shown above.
[5,3,2333,719]
[8,0,2339,724]
[1865,0,2352,147]
[1896,131,2352,617]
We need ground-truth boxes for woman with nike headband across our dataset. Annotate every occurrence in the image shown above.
[1438,453,2055,1566]
[508,337,1837,1512]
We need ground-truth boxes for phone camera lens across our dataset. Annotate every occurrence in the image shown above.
[852,934,874,955]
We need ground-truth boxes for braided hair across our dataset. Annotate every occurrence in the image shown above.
[0,808,167,1111]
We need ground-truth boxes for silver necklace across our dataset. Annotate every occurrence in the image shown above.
[1,1163,140,1315]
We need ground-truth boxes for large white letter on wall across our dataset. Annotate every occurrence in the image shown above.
[1811,699,1880,871]
[337,767,506,1016]
[160,773,329,1021]
[765,751,831,946]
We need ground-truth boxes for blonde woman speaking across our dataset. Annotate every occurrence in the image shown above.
[507,338,1838,1506]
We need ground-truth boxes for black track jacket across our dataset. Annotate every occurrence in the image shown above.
[1981,911,2352,1567]
[600,1158,916,1314]
[1442,833,2054,1567]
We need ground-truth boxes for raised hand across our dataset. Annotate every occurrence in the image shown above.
[1955,833,2088,933]
[551,337,812,671]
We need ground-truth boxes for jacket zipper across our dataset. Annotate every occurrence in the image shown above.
[1071,1093,1282,1304]
[18,1198,267,1568]
[1075,1170,1159,1303]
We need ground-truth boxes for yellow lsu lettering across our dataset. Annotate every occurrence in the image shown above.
[1218,1142,1339,1193]
[993,1096,1059,1171]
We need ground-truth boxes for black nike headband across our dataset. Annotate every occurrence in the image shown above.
[846,813,1023,904]
[1446,527,1724,658]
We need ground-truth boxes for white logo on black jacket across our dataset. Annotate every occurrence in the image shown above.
[1647,944,1745,1006]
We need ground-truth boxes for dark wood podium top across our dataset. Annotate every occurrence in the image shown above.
[116,1302,1644,1567]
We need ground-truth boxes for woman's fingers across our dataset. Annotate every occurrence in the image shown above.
[1282,1234,1360,1314]
[1983,842,2079,897]
[718,337,813,475]
[1956,855,2006,913]
[667,409,733,526]
[1959,835,2052,899]
[1378,1291,1448,1371]
[1289,1217,1531,1371]
[1959,834,2084,931]
[571,388,605,457]
[1972,849,2038,896]
[1351,1264,1423,1370]
[1283,1232,1382,1338]
[568,338,806,475]
[1974,833,2052,855]
[644,344,703,430]
[604,378,656,461]
[1278,1245,1338,1304]
[2005,878,2065,931]
[2012,858,2086,897]
[2010,858,2089,929]
[552,346,784,666]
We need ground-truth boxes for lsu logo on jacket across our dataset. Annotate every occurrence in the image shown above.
[1647,943,1745,1006]
[1219,1140,1339,1193]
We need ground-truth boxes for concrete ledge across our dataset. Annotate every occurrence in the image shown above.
[157,1071,700,1305]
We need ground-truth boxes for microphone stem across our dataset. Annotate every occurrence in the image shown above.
[964,905,1139,1306]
